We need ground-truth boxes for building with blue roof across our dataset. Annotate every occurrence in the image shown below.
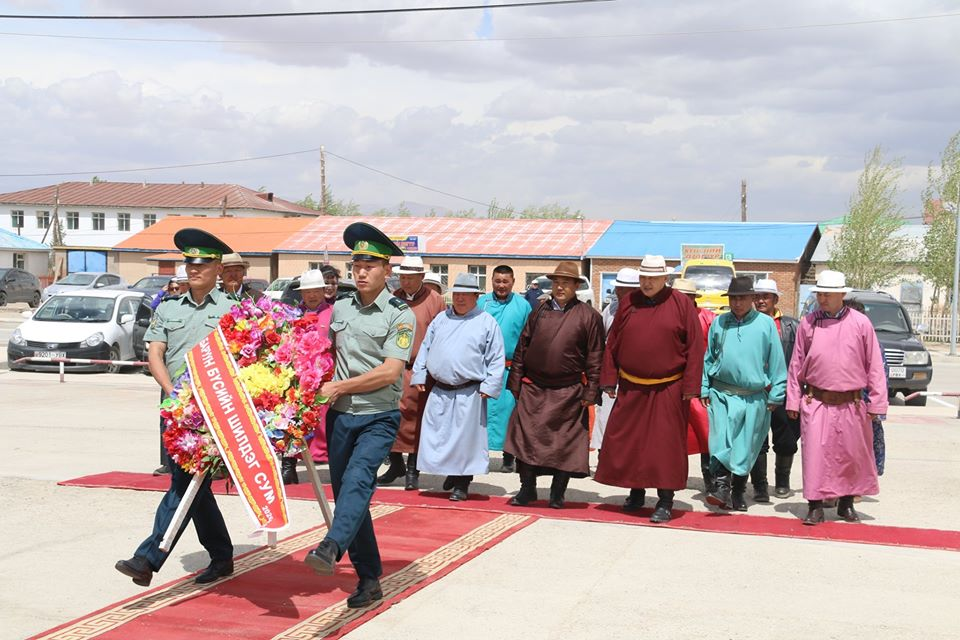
[0,228,49,281]
[586,221,821,315]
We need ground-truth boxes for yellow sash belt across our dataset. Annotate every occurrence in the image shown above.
[618,369,683,385]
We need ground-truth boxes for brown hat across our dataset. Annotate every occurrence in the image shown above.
[546,261,581,281]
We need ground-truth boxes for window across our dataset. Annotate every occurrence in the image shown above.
[66,211,79,230]
[92,212,105,230]
[308,261,324,270]
[118,212,131,231]
[467,265,487,291]
[430,264,448,287]
[36,211,50,229]
[13,253,25,269]
[143,213,156,228]
[11,210,23,228]
[737,271,769,284]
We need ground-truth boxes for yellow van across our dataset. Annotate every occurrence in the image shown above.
[681,259,735,311]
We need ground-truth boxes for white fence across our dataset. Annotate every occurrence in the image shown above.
[909,312,952,342]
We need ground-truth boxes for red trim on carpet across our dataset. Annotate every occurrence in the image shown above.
[61,471,960,553]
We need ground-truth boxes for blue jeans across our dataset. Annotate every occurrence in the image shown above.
[325,408,400,580]
[134,461,233,571]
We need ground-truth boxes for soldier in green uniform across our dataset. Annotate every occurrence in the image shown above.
[304,222,415,609]
[115,228,238,587]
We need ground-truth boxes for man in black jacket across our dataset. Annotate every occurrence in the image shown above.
[752,278,801,500]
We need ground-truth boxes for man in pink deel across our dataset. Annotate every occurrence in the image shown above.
[786,270,888,525]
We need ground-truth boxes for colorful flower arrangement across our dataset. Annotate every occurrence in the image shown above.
[161,296,335,475]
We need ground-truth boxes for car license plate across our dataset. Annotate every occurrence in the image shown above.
[888,366,907,379]
[35,351,66,359]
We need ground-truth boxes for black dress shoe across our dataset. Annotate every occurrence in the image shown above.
[305,538,339,575]
[404,469,420,491]
[195,559,234,584]
[347,578,383,608]
[376,465,405,486]
[803,501,825,525]
[449,486,468,501]
[115,556,153,587]
[508,485,537,506]
[650,504,673,524]
[622,489,646,512]
[837,496,861,523]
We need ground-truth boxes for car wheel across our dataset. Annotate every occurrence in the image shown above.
[904,391,928,407]
[106,345,122,374]
[28,291,40,308]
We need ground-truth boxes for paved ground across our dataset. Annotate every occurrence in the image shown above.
[2,303,960,639]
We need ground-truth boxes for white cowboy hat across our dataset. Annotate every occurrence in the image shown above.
[810,270,852,293]
[395,256,427,275]
[423,271,446,293]
[637,254,669,276]
[614,267,641,288]
[672,278,698,295]
[220,252,250,268]
[754,278,781,296]
[295,269,326,290]
[450,273,483,294]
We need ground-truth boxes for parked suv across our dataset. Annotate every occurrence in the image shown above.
[0,268,42,307]
[803,289,933,406]
[42,272,128,303]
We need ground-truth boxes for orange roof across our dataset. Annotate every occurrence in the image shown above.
[0,181,319,216]
[113,216,315,256]
[281,216,612,258]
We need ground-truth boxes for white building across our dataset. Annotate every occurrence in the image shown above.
[0,181,318,275]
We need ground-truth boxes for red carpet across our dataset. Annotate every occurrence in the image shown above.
[61,471,960,552]
[31,505,532,640]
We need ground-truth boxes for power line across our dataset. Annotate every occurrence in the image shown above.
[0,0,612,21]
[0,11,957,44]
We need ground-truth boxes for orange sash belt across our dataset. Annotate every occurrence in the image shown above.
[619,369,683,386]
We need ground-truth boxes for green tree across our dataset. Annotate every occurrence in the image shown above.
[920,131,960,308]
[296,190,360,216]
[828,146,914,289]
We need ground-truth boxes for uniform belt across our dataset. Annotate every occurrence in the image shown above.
[806,385,861,406]
[434,380,481,391]
[711,378,765,396]
[618,369,682,386]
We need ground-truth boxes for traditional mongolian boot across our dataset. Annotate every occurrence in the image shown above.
[750,453,770,503]
[837,496,861,523]
[650,489,674,523]
[707,466,733,510]
[404,453,420,491]
[548,472,570,509]
[281,457,299,485]
[774,454,794,498]
[509,460,538,506]
[803,500,825,525]
[731,475,748,512]
[623,488,646,512]
[700,453,714,494]
[376,452,405,486]
[501,452,516,474]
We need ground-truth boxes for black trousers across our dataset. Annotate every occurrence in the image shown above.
[759,405,801,456]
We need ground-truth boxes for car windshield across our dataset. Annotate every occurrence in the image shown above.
[34,296,116,322]
[862,302,912,333]
[683,266,734,291]
[267,278,291,292]
[57,273,96,286]
[133,276,169,289]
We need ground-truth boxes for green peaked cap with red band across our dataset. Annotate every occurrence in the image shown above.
[343,222,404,260]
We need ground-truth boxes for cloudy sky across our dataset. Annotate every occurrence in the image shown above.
[0,0,957,220]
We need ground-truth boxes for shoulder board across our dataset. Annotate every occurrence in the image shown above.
[388,297,409,310]
[159,294,181,304]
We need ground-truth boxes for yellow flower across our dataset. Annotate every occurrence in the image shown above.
[240,362,294,397]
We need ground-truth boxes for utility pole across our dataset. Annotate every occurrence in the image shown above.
[951,181,960,356]
[740,179,747,222]
[320,145,328,215]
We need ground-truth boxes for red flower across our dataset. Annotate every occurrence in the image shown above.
[302,410,319,428]
[265,330,281,345]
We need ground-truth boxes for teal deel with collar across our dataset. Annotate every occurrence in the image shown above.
[329,287,415,415]
[145,288,237,379]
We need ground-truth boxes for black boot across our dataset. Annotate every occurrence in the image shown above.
[774,454,794,498]
[751,453,770,503]
[548,472,570,509]
[404,453,420,491]
[623,488,646,512]
[803,500,825,525]
[650,489,674,523]
[837,495,861,523]
[707,466,732,509]
[731,475,748,511]
[700,453,713,494]
[509,460,538,506]
[281,457,299,485]
[501,452,516,473]
[376,452,405,486]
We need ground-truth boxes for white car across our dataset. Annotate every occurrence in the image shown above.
[41,271,129,302]
[8,290,152,373]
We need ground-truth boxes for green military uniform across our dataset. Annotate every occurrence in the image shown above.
[146,288,236,379]
[330,288,415,414]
